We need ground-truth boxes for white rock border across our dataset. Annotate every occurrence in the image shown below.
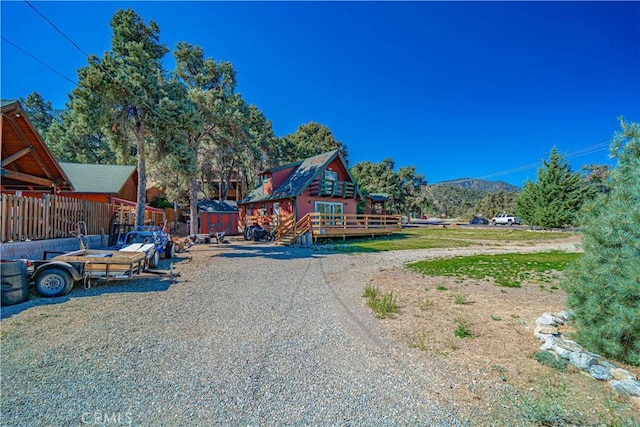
[534,311,640,398]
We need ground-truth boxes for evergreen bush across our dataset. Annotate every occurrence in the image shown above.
[516,147,588,229]
[561,119,640,366]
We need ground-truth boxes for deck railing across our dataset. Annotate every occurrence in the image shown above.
[246,212,402,244]
[307,179,357,198]
[245,214,283,230]
[1,194,111,243]
[308,213,402,231]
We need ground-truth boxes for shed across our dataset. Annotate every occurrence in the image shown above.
[198,200,239,236]
[58,162,138,203]
[366,193,389,215]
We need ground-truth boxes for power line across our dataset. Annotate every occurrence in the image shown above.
[24,0,91,58]
[14,1,620,187]
[22,0,188,135]
[1,36,77,85]
[443,139,613,184]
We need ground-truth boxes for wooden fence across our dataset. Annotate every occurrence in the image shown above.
[1,194,111,243]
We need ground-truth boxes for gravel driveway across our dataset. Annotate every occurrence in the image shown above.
[4,239,557,426]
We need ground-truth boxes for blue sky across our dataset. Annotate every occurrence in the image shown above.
[2,1,639,186]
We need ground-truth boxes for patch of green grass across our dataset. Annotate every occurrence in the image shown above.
[332,235,469,253]
[407,251,581,288]
[407,331,429,351]
[362,284,378,299]
[510,374,585,426]
[453,316,473,338]
[532,351,569,371]
[453,292,470,304]
[363,284,397,319]
[324,228,577,253]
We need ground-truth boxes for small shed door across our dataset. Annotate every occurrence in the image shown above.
[203,213,238,235]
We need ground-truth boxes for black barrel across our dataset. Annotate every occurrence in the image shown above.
[1,260,29,306]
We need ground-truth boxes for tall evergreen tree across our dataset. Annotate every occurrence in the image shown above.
[279,122,348,164]
[516,147,587,228]
[47,96,119,164]
[72,9,195,226]
[168,42,234,235]
[561,119,640,366]
[21,92,55,139]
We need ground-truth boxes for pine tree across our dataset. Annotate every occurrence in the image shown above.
[516,147,587,228]
[73,10,197,226]
[561,119,640,366]
[21,92,55,138]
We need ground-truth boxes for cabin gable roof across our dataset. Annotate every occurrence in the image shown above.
[240,150,361,204]
[59,162,137,194]
[1,100,73,192]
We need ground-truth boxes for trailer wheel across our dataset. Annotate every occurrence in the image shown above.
[148,250,160,269]
[165,241,175,259]
[35,268,73,297]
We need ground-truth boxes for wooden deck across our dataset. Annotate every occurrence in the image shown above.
[308,213,402,240]
[247,213,402,244]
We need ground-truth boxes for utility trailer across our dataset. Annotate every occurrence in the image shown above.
[30,246,174,297]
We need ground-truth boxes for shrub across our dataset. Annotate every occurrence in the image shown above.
[363,285,397,319]
[561,119,640,366]
[515,147,589,229]
[453,292,469,305]
[532,351,568,371]
[453,316,473,338]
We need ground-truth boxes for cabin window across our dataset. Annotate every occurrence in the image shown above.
[315,201,343,226]
[324,170,338,181]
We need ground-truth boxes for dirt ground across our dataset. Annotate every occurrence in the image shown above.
[369,236,640,425]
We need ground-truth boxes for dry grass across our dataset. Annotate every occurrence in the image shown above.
[370,255,640,425]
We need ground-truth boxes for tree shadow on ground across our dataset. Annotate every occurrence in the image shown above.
[213,241,325,261]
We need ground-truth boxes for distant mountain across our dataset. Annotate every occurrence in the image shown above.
[433,178,521,193]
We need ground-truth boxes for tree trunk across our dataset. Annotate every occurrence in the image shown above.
[219,180,229,201]
[189,176,199,236]
[135,124,147,228]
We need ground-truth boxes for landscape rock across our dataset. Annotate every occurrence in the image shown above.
[553,345,572,360]
[610,368,638,381]
[600,360,617,371]
[609,379,640,397]
[535,313,559,326]
[588,364,612,381]
[553,311,570,322]
[539,335,556,351]
[534,331,553,342]
[534,324,559,335]
[554,338,583,353]
[570,351,598,370]
[534,311,640,407]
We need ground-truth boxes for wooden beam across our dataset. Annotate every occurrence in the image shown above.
[1,146,34,167]
[6,117,56,180]
[1,168,54,187]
